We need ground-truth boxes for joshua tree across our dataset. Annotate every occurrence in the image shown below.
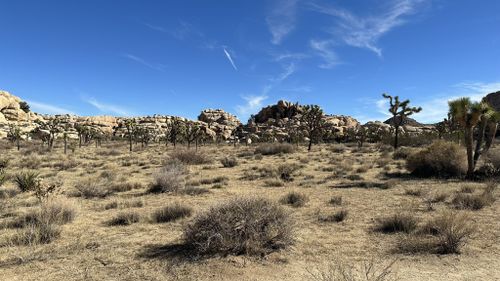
[62,124,71,154]
[300,104,325,151]
[185,121,201,149]
[382,94,422,149]
[448,98,499,177]
[34,119,61,150]
[75,123,91,148]
[169,118,186,147]
[8,124,22,150]
[285,120,302,147]
[136,127,153,147]
[124,119,137,152]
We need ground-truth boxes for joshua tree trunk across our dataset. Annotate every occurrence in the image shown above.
[308,138,312,151]
[394,125,400,149]
[64,136,67,154]
[465,126,475,178]
[473,117,488,166]
[16,139,20,151]
[484,122,498,152]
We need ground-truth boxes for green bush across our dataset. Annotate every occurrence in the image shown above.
[406,141,467,178]
[14,171,40,192]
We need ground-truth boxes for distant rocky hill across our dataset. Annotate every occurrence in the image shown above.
[9,89,498,143]
[384,116,423,127]
[484,91,500,111]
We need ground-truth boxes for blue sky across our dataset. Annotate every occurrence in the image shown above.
[1,0,499,123]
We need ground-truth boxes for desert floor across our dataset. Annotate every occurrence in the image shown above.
[0,141,498,281]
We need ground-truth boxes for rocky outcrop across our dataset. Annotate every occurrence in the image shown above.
[484,91,500,112]
[384,116,424,127]
[252,100,302,123]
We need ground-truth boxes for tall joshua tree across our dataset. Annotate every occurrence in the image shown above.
[300,105,325,151]
[124,119,137,152]
[185,121,201,149]
[382,94,422,149]
[169,118,186,147]
[8,124,22,151]
[448,98,499,177]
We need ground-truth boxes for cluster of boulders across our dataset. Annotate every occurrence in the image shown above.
[2,90,499,144]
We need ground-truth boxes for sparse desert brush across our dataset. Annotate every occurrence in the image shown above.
[0,186,19,199]
[107,211,140,226]
[329,144,346,153]
[406,140,467,178]
[452,184,496,210]
[254,143,295,155]
[404,188,423,197]
[318,209,348,223]
[280,191,308,207]
[392,147,414,160]
[328,196,342,205]
[0,169,8,186]
[182,186,210,196]
[73,179,112,198]
[374,213,419,234]
[52,157,80,170]
[170,149,211,165]
[13,199,76,228]
[14,171,40,192]
[19,155,42,169]
[220,156,238,167]
[11,220,61,246]
[0,158,9,170]
[308,258,398,281]
[264,179,285,187]
[398,211,474,254]
[149,160,187,193]
[184,197,293,256]
[152,203,192,223]
[199,176,228,185]
[109,181,143,193]
[277,163,301,182]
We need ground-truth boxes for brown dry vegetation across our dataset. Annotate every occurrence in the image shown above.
[0,140,498,280]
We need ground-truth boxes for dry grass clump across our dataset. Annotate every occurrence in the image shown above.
[392,147,414,160]
[265,179,285,187]
[280,191,308,208]
[452,183,496,210]
[109,181,143,193]
[308,258,398,281]
[14,171,40,192]
[151,203,193,223]
[404,188,423,197]
[9,199,76,245]
[254,143,295,155]
[374,213,418,234]
[397,211,474,254]
[73,179,112,198]
[181,186,210,196]
[149,160,187,193]
[199,176,228,185]
[318,209,348,223]
[170,149,212,165]
[220,156,238,168]
[406,141,467,178]
[107,211,140,226]
[328,196,342,206]
[184,197,294,256]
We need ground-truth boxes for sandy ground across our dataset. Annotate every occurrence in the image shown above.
[0,141,498,281]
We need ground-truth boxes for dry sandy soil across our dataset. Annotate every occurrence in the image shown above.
[0,141,498,281]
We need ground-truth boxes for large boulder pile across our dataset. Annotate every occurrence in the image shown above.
[484,91,500,112]
[0,90,43,138]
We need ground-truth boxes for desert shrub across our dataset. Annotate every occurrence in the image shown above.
[12,221,61,245]
[318,209,348,223]
[404,188,423,197]
[52,158,80,170]
[149,160,187,193]
[14,171,40,192]
[109,182,143,193]
[170,150,211,165]
[328,196,342,206]
[0,170,8,186]
[398,211,474,254]
[0,158,9,170]
[220,157,238,168]
[374,213,418,234]
[452,184,496,210]
[0,186,19,199]
[107,211,140,226]
[181,186,210,196]
[308,259,397,281]
[406,141,467,178]
[122,199,144,208]
[254,143,295,155]
[277,164,300,182]
[184,197,293,256]
[74,179,111,198]
[393,147,414,160]
[329,144,346,153]
[13,199,76,228]
[199,176,228,185]
[152,203,192,223]
[104,201,119,210]
[280,191,308,208]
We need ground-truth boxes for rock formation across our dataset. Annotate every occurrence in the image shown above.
[484,91,500,112]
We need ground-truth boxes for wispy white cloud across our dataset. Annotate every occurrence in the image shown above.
[236,95,268,119]
[267,0,299,45]
[273,52,309,62]
[310,39,340,68]
[27,101,75,115]
[121,53,166,72]
[143,22,168,33]
[83,97,133,116]
[273,63,296,83]
[223,48,238,71]
[311,0,426,57]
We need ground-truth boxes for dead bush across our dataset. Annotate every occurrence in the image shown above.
[107,211,140,226]
[406,141,466,178]
[280,191,308,208]
[398,211,474,254]
[152,203,192,223]
[184,197,294,256]
[254,143,295,155]
[374,213,418,234]
[308,258,398,281]
[170,149,211,165]
[149,160,187,193]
